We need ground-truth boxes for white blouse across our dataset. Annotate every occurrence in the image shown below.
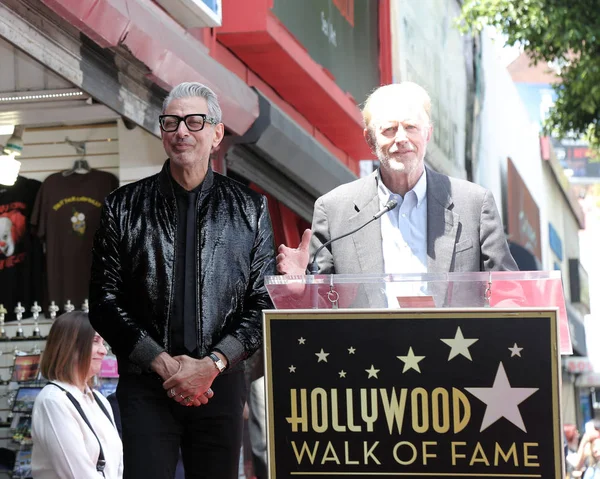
[31,380,123,479]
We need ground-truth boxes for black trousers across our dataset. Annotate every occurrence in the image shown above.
[117,370,246,479]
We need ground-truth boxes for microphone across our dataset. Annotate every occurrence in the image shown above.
[308,199,398,274]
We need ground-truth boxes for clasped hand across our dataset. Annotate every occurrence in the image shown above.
[163,355,217,407]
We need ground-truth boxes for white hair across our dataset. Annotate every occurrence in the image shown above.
[162,82,222,122]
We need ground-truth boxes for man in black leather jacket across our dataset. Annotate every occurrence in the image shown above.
[89,82,276,479]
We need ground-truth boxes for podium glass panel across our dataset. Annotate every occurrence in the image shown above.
[265,270,571,354]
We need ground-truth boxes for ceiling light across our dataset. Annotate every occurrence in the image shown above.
[3,125,24,156]
[0,88,87,103]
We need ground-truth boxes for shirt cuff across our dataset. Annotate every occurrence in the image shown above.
[213,335,245,369]
[128,336,165,371]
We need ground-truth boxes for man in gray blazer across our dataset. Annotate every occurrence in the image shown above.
[277,81,517,277]
[265,82,518,477]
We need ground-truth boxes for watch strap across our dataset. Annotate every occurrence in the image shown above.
[209,352,226,373]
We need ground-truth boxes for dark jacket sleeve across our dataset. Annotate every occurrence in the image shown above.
[213,196,276,368]
[89,197,165,370]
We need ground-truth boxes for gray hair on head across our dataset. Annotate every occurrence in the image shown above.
[162,82,222,123]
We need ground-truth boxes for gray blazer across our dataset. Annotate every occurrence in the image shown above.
[309,167,517,276]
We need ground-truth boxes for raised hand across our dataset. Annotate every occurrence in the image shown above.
[276,229,312,275]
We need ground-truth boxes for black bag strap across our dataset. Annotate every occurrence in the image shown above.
[47,383,108,477]
[91,390,114,428]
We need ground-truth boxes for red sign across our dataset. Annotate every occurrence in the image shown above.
[564,357,594,373]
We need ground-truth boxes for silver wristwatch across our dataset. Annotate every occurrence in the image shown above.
[209,353,226,373]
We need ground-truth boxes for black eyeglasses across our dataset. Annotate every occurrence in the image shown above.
[158,114,219,132]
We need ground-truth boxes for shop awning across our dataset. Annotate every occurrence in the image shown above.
[1,0,258,136]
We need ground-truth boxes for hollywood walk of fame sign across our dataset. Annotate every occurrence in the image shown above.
[264,309,562,478]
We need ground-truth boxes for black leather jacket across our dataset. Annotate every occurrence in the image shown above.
[89,161,276,373]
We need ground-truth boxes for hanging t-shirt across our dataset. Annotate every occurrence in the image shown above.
[31,170,118,312]
[0,176,44,321]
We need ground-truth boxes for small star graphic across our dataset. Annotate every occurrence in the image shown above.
[397,347,426,373]
[441,327,479,361]
[298,337,306,345]
[348,346,356,354]
[365,365,380,379]
[315,349,330,362]
[289,365,296,373]
[339,370,347,378]
[508,343,523,357]
[465,362,538,432]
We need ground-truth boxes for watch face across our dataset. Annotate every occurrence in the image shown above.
[211,354,225,371]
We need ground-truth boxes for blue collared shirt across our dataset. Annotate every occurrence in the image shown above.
[377,168,428,275]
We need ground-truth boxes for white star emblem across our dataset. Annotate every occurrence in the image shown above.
[348,346,356,354]
[289,365,296,373]
[298,337,306,345]
[315,349,329,362]
[508,343,523,357]
[441,327,479,361]
[339,370,347,378]
[397,347,425,373]
[365,365,380,379]
[465,362,538,432]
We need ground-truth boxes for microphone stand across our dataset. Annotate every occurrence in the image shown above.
[308,221,375,274]
[307,269,320,310]
[307,199,398,308]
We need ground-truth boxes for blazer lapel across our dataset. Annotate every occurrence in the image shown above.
[426,169,459,274]
[349,173,384,274]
